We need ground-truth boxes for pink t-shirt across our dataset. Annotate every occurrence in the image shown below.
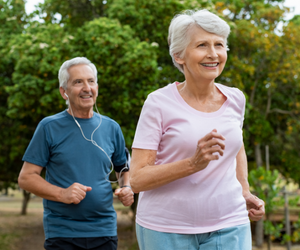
[132,82,249,234]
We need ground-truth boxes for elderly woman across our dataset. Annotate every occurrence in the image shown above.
[130,9,265,250]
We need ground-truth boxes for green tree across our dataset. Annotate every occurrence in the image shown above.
[0,0,27,191]
[3,0,158,214]
[5,17,158,146]
[210,1,300,246]
[106,0,185,86]
[34,0,105,28]
[2,0,300,221]
[213,0,300,181]
[71,17,159,143]
[249,167,284,249]
[271,20,300,184]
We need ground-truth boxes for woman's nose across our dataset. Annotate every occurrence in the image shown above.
[207,46,218,59]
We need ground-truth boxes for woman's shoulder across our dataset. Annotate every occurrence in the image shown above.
[148,82,175,96]
[146,82,176,103]
[215,83,244,94]
[215,83,245,102]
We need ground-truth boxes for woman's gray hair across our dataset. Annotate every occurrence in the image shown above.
[168,9,230,73]
[58,57,98,89]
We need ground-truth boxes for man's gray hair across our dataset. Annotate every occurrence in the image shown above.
[168,9,230,73]
[58,57,98,89]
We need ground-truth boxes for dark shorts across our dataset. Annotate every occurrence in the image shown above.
[44,236,118,250]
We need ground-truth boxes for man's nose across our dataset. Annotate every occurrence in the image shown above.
[82,81,92,91]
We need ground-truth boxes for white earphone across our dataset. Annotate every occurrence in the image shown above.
[65,92,128,183]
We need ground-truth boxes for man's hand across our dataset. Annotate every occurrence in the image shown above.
[60,183,92,204]
[115,186,134,207]
[244,192,265,221]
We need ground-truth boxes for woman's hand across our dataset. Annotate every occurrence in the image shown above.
[244,192,265,221]
[189,129,225,171]
[130,129,225,192]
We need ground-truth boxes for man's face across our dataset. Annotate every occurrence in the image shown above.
[62,64,98,116]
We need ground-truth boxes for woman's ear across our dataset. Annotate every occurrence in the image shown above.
[174,53,185,65]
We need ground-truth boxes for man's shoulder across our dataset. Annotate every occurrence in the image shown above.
[99,114,121,129]
[40,111,68,127]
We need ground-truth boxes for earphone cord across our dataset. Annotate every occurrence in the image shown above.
[68,102,128,183]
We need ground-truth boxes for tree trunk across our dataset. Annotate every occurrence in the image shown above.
[265,145,270,171]
[266,145,271,250]
[255,219,264,247]
[21,189,31,215]
[255,143,264,247]
[284,187,292,250]
[266,213,271,250]
[267,234,271,250]
[131,193,139,239]
[255,143,263,168]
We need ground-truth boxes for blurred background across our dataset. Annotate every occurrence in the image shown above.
[1,0,300,249]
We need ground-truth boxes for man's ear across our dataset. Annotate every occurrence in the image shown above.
[59,87,68,100]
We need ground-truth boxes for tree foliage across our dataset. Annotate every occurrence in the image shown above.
[249,167,284,239]
[213,0,300,183]
[1,0,300,192]
[0,0,27,187]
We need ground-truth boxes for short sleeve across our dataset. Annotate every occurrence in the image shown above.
[132,94,163,150]
[239,90,246,129]
[112,124,127,172]
[22,122,50,168]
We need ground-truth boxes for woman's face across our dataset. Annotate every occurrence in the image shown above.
[176,25,227,82]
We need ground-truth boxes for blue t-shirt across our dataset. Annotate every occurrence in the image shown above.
[22,110,127,239]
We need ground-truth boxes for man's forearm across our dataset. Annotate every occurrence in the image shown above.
[19,171,64,202]
[116,171,130,188]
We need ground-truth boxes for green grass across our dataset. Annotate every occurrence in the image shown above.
[0,212,27,250]
[0,234,19,250]
[127,241,139,250]
[0,199,43,209]
[113,201,131,211]
[0,192,136,250]
[0,190,44,250]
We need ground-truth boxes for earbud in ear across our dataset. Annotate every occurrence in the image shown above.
[64,93,69,98]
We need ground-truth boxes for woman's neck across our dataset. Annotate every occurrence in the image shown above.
[177,78,226,113]
[178,78,216,101]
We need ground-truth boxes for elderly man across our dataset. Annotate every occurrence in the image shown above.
[18,57,134,250]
